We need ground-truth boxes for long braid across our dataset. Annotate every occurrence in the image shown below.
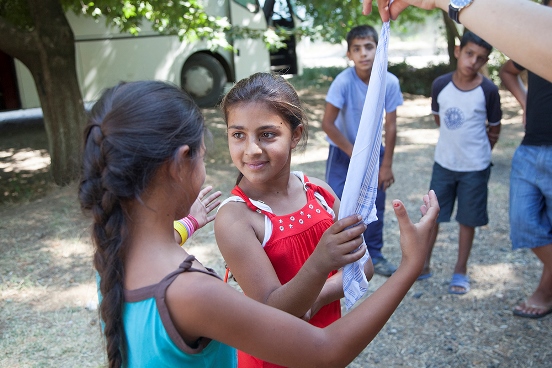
[80,115,127,367]
[79,81,204,367]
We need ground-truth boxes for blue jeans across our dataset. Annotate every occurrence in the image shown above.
[510,145,552,250]
[326,145,386,260]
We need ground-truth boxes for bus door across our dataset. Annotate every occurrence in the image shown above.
[262,0,300,74]
[229,0,271,82]
[0,50,21,111]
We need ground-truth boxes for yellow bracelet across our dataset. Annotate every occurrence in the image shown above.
[173,220,189,246]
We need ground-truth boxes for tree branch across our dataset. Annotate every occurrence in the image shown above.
[0,16,36,60]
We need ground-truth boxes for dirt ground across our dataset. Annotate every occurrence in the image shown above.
[0,87,551,367]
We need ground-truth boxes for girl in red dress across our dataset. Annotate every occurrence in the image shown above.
[215,73,374,368]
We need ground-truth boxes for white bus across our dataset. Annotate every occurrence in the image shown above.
[0,0,302,110]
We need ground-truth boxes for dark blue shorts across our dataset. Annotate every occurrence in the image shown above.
[430,162,491,227]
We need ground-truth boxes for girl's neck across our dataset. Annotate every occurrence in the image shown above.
[239,171,307,215]
[239,170,292,200]
[124,194,188,289]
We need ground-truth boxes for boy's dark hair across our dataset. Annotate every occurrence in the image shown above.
[544,0,550,6]
[460,31,492,52]
[346,25,378,51]
[79,80,204,368]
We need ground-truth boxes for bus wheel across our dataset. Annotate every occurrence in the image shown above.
[181,53,227,108]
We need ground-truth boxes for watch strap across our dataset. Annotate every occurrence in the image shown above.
[448,4,461,24]
[448,1,474,24]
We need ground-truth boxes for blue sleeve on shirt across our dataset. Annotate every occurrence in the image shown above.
[384,72,404,113]
[431,73,453,114]
[326,69,349,109]
[481,77,502,125]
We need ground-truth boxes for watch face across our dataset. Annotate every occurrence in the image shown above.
[451,0,473,7]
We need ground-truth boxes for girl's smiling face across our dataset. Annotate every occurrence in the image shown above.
[226,102,302,185]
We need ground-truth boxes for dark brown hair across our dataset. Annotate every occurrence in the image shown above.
[220,72,308,184]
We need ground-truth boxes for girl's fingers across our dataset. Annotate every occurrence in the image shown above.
[392,199,408,221]
[332,215,364,233]
[204,190,222,202]
[205,198,221,209]
[202,191,222,210]
[422,190,440,220]
[198,185,213,198]
[345,243,367,262]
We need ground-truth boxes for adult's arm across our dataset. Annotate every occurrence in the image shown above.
[499,60,527,110]
[364,0,552,83]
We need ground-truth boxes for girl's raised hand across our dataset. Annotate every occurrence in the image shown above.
[311,214,367,274]
[392,190,439,272]
[189,185,222,229]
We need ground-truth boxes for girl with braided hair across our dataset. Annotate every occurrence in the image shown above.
[78,80,439,368]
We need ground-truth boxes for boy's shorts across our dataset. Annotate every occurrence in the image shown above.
[430,162,491,227]
[510,145,552,250]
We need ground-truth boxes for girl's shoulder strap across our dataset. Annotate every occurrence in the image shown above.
[226,185,275,217]
[163,256,221,284]
[300,173,336,210]
[125,255,222,303]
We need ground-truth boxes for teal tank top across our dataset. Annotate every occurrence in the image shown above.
[122,255,237,367]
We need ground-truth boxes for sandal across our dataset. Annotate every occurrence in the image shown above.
[513,302,552,319]
[448,273,470,295]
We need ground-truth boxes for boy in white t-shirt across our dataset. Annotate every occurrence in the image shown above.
[424,31,502,294]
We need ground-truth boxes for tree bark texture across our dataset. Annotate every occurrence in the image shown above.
[0,0,86,185]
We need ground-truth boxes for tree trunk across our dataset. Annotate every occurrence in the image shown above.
[441,10,461,70]
[0,0,86,185]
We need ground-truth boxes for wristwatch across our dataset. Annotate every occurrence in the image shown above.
[449,0,475,24]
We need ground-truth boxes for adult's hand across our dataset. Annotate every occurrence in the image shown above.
[362,0,391,22]
[363,0,444,22]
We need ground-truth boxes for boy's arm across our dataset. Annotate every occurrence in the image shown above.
[322,102,354,157]
[379,110,397,189]
[487,124,501,150]
[433,114,440,127]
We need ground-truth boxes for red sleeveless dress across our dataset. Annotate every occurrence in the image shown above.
[231,174,341,368]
